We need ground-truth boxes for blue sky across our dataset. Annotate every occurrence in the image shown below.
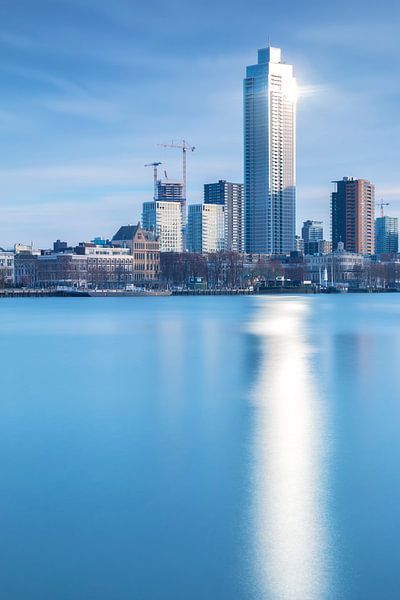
[1,0,400,247]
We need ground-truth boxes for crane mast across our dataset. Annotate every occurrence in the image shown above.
[376,200,390,218]
[144,162,162,200]
[157,140,195,201]
[157,140,196,250]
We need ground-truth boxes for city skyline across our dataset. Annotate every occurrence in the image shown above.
[1,0,400,246]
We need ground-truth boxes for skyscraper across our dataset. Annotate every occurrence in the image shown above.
[244,46,297,254]
[331,177,375,255]
[204,180,244,252]
[375,216,398,255]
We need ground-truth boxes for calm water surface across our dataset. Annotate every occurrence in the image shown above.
[0,295,400,599]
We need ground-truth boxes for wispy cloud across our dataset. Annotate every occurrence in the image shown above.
[0,192,140,248]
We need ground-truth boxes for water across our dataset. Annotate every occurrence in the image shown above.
[0,295,400,599]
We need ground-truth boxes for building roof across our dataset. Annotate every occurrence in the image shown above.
[112,224,139,241]
[112,223,157,242]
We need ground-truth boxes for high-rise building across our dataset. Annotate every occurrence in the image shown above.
[301,220,323,243]
[156,179,183,202]
[187,204,225,254]
[244,46,297,254]
[156,178,186,249]
[331,177,375,255]
[204,180,244,252]
[142,200,183,253]
[375,216,398,255]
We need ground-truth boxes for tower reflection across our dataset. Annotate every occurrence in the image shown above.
[248,297,332,600]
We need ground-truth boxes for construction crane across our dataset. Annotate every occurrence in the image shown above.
[376,200,389,217]
[144,162,162,200]
[157,140,195,201]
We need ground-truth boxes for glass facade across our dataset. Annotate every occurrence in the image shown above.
[244,46,296,254]
[375,216,399,254]
[301,220,323,243]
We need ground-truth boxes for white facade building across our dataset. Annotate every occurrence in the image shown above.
[0,251,14,286]
[187,204,225,254]
[142,200,183,253]
[244,46,296,254]
[305,243,365,284]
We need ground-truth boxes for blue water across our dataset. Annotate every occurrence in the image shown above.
[0,295,400,599]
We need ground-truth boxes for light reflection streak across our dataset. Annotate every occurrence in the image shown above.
[249,297,331,600]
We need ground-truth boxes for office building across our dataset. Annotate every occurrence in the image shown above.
[331,177,375,255]
[187,204,225,254]
[204,180,244,252]
[375,216,398,255]
[302,220,323,243]
[156,178,186,248]
[244,46,296,254]
[142,200,183,253]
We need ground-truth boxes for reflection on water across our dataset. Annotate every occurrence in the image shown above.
[249,297,332,600]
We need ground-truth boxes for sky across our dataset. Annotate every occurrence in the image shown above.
[1,0,400,247]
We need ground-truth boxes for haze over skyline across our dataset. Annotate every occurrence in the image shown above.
[1,0,399,247]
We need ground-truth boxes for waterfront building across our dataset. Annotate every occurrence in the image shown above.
[0,250,14,286]
[36,250,135,289]
[14,254,38,287]
[204,180,244,252]
[244,46,296,254]
[112,223,160,282]
[375,216,398,255]
[187,204,225,253]
[142,200,183,253]
[37,254,88,288]
[305,242,365,285]
[331,177,375,255]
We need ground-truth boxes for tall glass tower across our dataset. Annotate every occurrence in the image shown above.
[244,46,297,254]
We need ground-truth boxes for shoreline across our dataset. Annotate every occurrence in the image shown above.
[0,287,399,298]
